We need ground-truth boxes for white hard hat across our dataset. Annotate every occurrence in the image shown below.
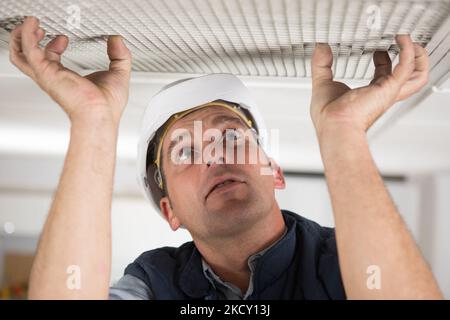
[136,73,269,215]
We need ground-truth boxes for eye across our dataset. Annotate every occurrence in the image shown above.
[177,146,192,162]
[176,146,200,164]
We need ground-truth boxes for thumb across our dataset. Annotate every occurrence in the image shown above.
[107,35,131,76]
[311,43,333,86]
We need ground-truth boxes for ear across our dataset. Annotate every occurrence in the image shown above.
[269,158,286,190]
[160,196,181,231]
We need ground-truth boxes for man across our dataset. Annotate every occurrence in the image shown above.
[9,17,442,299]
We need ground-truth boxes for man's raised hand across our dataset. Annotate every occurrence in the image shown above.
[9,16,132,126]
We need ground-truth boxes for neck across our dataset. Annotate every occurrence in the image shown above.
[194,203,286,294]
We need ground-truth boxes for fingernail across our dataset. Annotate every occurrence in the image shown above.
[26,16,38,24]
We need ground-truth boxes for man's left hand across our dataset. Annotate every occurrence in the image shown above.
[310,35,429,137]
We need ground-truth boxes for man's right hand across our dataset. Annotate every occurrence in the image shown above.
[9,16,132,126]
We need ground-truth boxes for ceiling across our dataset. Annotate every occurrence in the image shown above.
[0,0,449,182]
[1,0,449,77]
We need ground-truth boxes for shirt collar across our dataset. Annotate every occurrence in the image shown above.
[201,226,288,299]
[178,211,297,299]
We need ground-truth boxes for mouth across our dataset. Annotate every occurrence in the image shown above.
[206,176,246,200]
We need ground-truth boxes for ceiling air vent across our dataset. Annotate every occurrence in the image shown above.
[0,0,449,79]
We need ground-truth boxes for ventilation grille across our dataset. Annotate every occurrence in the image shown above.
[1,0,449,79]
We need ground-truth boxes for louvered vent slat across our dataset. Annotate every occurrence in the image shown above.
[0,0,449,79]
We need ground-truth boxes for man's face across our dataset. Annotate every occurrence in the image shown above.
[159,103,285,240]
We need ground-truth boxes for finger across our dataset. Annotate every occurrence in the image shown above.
[311,43,333,86]
[36,27,46,43]
[370,51,392,84]
[45,35,69,62]
[9,23,24,55]
[107,35,131,76]
[412,43,428,73]
[392,35,415,84]
[9,23,35,77]
[21,16,46,71]
[396,44,429,101]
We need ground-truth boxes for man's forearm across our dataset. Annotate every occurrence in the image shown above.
[318,124,442,299]
[29,114,118,299]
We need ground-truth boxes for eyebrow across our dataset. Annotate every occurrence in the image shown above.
[210,114,244,127]
[164,114,245,163]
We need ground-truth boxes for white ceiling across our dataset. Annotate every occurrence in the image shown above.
[1,47,450,179]
[2,0,449,77]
